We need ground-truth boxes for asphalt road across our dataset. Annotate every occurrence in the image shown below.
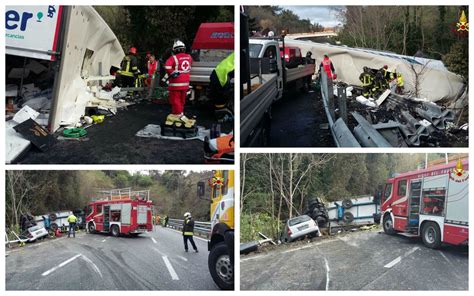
[6,226,217,290]
[269,87,334,147]
[241,230,468,290]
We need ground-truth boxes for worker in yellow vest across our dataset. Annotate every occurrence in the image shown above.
[67,213,78,238]
[182,212,198,252]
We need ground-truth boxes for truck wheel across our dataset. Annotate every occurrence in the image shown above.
[88,222,96,233]
[50,223,59,232]
[342,199,353,209]
[209,242,234,290]
[111,225,120,237]
[49,213,57,221]
[383,214,396,235]
[421,222,442,249]
[343,212,354,223]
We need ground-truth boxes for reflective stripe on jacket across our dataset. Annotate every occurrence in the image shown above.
[119,54,139,77]
[182,217,194,236]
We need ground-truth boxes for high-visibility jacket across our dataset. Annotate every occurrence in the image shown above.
[215,52,235,87]
[381,68,394,81]
[67,214,77,223]
[119,54,139,77]
[397,74,404,87]
[164,52,193,91]
[320,57,335,78]
[182,217,194,236]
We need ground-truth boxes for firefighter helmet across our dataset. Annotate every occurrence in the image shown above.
[383,65,388,69]
[173,40,186,52]
[184,212,191,218]
[129,47,137,54]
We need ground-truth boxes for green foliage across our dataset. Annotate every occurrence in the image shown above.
[5,170,214,227]
[443,40,469,81]
[240,212,281,243]
[94,6,233,60]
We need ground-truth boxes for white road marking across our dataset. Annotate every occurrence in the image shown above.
[323,256,330,291]
[101,238,107,243]
[177,255,188,262]
[162,256,179,280]
[282,245,312,254]
[384,256,402,268]
[384,247,419,268]
[152,247,166,256]
[81,255,103,278]
[41,254,82,276]
[240,254,268,262]
[151,237,157,244]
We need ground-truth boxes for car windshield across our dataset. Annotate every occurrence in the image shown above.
[288,215,311,226]
[249,44,263,58]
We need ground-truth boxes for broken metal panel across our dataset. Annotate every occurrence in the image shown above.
[286,39,467,103]
[415,102,455,130]
[49,6,125,132]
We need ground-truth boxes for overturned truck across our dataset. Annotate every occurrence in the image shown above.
[286,39,468,147]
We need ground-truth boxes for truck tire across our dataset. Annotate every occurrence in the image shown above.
[421,222,442,249]
[209,242,234,290]
[88,222,96,233]
[111,225,120,237]
[342,199,353,209]
[383,214,396,235]
[50,223,59,232]
[49,213,57,221]
[343,212,354,223]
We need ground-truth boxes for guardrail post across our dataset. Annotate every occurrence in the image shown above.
[337,86,347,124]
[327,77,335,121]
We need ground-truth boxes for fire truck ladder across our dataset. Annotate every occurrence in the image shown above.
[103,205,111,232]
[95,188,150,201]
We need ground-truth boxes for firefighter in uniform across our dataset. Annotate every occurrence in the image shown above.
[209,52,234,114]
[396,72,405,94]
[117,47,140,88]
[164,40,195,128]
[67,213,78,238]
[359,67,376,97]
[319,53,337,80]
[182,212,198,252]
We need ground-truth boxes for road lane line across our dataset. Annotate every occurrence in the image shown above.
[162,256,179,280]
[240,254,268,262]
[384,256,401,268]
[177,255,188,262]
[41,254,82,276]
[282,245,312,254]
[101,238,107,243]
[81,255,103,278]
[384,246,419,268]
[323,256,330,291]
[151,237,157,244]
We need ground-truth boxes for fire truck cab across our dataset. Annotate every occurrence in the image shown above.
[381,159,469,248]
[86,188,153,237]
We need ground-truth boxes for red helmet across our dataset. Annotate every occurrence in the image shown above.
[383,65,388,69]
[129,47,137,54]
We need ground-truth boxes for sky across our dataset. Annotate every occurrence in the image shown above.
[281,6,344,28]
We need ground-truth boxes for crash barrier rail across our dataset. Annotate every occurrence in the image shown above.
[167,219,211,238]
[320,74,361,147]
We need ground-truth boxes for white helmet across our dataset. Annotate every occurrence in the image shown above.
[173,40,185,51]
[184,212,191,218]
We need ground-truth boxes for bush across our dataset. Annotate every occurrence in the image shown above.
[240,212,282,243]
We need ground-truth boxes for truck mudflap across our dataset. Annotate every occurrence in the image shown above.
[224,230,234,267]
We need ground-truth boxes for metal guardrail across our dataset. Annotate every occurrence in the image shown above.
[167,219,212,238]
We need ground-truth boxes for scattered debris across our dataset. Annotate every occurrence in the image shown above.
[136,124,209,141]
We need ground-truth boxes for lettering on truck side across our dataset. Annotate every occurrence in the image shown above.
[5,10,33,31]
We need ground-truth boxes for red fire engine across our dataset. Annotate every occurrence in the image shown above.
[86,188,153,237]
[381,159,469,248]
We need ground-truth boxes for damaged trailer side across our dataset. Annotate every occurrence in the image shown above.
[49,6,124,132]
[286,39,467,105]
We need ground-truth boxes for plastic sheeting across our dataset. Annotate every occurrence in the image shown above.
[286,39,467,103]
[49,6,124,131]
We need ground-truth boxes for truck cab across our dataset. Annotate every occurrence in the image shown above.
[198,170,234,290]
